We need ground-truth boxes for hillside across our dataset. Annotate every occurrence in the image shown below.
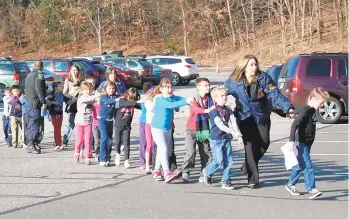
[0,0,347,66]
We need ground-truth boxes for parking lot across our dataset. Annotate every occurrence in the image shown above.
[0,68,347,219]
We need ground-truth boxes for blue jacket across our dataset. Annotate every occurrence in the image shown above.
[99,94,118,121]
[225,73,292,124]
[98,80,126,95]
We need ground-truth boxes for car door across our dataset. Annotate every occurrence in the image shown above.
[337,58,348,107]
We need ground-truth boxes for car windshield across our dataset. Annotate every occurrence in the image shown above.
[108,59,124,66]
[279,57,299,78]
[138,60,153,68]
[112,64,130,71]
[153,64,163,70]
[0,62,14,74]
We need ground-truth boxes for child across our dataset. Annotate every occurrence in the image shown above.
[92,92,101,160]
[85,76,95,89]
[139,82,153,171]
[114,87,141,168]
[202,85,243,190]
[285,87,329,199]
[151,78,193,183]
[9,85,23,148]
[19,94,27,148]
[98,81,119,166]
[46,82,64,149]
[74,82,100,165]
[181,78,215,183]
[2,87,12,147]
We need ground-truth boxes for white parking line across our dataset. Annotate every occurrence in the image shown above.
[272,141,348,144]
[311,154,348,156]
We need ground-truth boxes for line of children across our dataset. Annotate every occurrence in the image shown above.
[9,85,23,148]
[2,87,12,147]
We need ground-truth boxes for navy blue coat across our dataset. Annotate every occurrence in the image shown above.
[225,72,292,124]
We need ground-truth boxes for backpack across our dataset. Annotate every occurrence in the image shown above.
[48,92,63,115]
[10,97,22,117]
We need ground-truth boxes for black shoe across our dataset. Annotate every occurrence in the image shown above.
[247,183,257,189]
[30,144,41,154]
[26,141,34,153]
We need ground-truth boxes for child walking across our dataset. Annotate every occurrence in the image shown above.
[46,82,64,149]
[151,78,193,183]
[9,85,23,148]
[138,82,153,171]
[20,94,27,148]
[202,86,243,190]
[98,81,118,166]
[114,87,141,168]
[74,82,100,164]
[181,78,215,183]
[92,95,101,160]
[285,87,329,199]
[2,87,12,147]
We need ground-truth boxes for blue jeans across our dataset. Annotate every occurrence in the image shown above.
[205,139,233,183]
[2,115,12,145]
[63,113,76,144]
[288,141,315,191]
[98,118,113,162]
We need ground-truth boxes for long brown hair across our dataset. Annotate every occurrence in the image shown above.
[67,65,83,82]
[231,54,262,83]
[124,87,140,100]
[147,86,161,101]
[103,81,117,96]
[105,67,119,82]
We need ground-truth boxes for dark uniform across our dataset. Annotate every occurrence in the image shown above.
[24,69,46,154]
[225,72,293,187]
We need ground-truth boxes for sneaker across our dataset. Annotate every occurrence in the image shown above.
[106,161,110,166]
[198,175,204,183]
[85,158,91,165]
[182,172,189,183]
[22,144,27,149]
[165,172,178,183]
[54,146,60,150]
[30,145,41,154]
[115,153,121,166]
[247,183,257,189]
[100,161,106,166]
[120,145,124,152]
[144,168,152,174]
[124,160,131,169]
[222,182,235,190]
[95,156,99,163]
[59,145,65,150]
[153,171,164,181]
[285,184,301,196]
[140,165,145,170]
[309,188,322,199]
[74,153,79,163]
[202,168,211,185]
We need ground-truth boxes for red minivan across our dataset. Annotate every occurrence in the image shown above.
[278,52,348,124]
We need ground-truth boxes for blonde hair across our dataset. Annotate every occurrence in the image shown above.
[147,86,161,101]
[231,54,261,83]
[309,87,330,101]
[80,81,93,92]
[103,81,116,96]
[124,87,140,101]
[211,85,228,101]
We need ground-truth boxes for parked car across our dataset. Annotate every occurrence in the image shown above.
[42,69,64,93]
[69,59,101,86]
[102,63,141,88]
[266,64,283,84]
[146,56,199,86]
[102,57,156,86]
[0,60,30,100]
[153,64,172,85]
[26,59,72,79]
[278,52,348,124]
[90,60,107,81]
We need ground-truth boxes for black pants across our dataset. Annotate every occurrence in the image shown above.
[239,116,270,185]
[93,126,100,155]
[152,129,177,171]
[114,127,131,160]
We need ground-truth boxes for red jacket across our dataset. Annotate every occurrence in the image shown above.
[186,98,207,131]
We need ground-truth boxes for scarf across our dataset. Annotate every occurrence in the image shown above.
[195,93,213,142]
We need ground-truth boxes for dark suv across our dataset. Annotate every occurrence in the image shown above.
[278,52,348,124]
[26,59,72,79]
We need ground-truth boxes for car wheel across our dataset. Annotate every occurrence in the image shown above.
[316,96,342,124]
[181,80,190,85]
[172,72,181,86]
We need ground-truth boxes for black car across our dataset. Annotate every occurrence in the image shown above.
[69,59,102,86]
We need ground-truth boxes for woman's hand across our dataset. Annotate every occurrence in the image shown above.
[288,109,296,119]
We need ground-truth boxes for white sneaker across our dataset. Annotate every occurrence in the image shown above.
[120,145,124,152]
[100,162,106,166]
[115,153,121,166]
[124,160,131,169]
[85,158,91,165]
[309,188,322,199]
[59,145,65,150]
[23,144,27,149]
[54,146,60,150]
[106,161,110,166]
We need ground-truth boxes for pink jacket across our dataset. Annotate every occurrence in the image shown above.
[92,102,100,128]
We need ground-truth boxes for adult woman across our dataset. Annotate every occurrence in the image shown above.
[97,67,126,95]
[225,54,293,188]
[62,65,83,148]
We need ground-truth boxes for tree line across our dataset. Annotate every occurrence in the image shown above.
[0,0,347,56]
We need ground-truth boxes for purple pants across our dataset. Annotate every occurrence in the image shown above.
[139,122,147,166]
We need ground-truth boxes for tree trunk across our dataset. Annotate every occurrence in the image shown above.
[96,0,103,54]
[226,0,236,48]
[240,0,249,46]
[315,0,323,42]
[180,0,188,55]
[250,0,255,43]
[300,0,306,39]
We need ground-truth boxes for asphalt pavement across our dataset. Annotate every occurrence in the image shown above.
[0,68,347,219]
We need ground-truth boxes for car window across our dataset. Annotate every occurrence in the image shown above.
[127,60,139,68]
[279,57,299,78]
[13,62,30,74]
[0,61,14,74]
[26,61,34,70]
[54,61,68,72]
[167,58,182,64]
[339,59,348,77]
[81,61,94,70]
[138,60,153,68]
[185,58,195,64]
[43,61,52,71]
[306,59,331,77]
[151,58,168,65]
[109,59,124,66]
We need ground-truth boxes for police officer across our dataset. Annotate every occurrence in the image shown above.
[225,54,294,188]
[24,60,47,154]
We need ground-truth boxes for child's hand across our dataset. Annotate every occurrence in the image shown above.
[186,97,194,105]
[237,136,243,144]
[204,105,215,113]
